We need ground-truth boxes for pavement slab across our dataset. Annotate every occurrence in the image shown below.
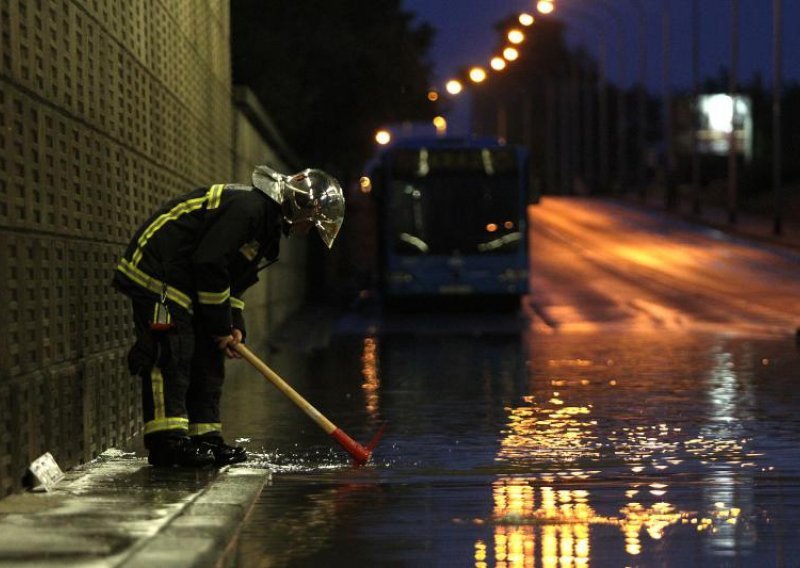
[0,450,269,567]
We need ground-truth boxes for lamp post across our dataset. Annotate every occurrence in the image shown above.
[545,82,558,193]
[564,0,647,198]
[662,0,677,211]
[546,4,611,193]
[727,0,739,225]
[562,23,605,195]
[589,0,631,195]
[691,0,702,216]
[772,0,783,236]
[559,80,571,193]
[631,0,648,201]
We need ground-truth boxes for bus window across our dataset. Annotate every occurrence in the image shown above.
[388,174,521,256]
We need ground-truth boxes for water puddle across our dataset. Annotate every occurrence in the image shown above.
[226,325,800,566]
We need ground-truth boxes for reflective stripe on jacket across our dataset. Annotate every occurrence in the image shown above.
[113,184,282,335]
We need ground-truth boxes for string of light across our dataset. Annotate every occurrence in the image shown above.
[374,1,556,145]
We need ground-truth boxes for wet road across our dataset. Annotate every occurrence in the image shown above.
[528,197,800,336]
[225,197,800,567]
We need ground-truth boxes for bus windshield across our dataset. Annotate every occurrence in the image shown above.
[388,173,522,255]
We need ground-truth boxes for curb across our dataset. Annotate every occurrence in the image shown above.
[120,467,268,568]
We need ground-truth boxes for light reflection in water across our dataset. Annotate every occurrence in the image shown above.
[487,479,596,567]
[360,336,381,418]
[230,321,798,567]
[497,394,598,465]
[478,477,710,567]
[479,341,762,566]
[699,342,756,555]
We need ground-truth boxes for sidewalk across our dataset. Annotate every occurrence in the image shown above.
[618,188,800,252]
[0,449,268,567]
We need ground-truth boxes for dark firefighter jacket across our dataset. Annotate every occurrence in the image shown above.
[113,184,283,337]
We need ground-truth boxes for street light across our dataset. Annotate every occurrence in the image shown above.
[359,176,372,194]
[507,29,525,44]
[433,116,447,136]
[375,130,391,145]
[518,13,535,26]
[469,67,487,83]
[537,1,555,15]
[502,47,519,61]
[445,79,463,95]
[490,57,507,71]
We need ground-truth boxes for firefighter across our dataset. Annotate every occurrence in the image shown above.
[113,165,345,467]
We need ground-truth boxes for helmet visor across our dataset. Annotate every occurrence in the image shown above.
[284,169,345,249]
[315,195,345,248]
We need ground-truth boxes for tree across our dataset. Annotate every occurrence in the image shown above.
[470,17,581,193]
[232,1,435,177]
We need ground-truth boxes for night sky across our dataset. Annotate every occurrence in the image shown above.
[403,0,800,93]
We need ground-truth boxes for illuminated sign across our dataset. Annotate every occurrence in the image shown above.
[695,94,753,159]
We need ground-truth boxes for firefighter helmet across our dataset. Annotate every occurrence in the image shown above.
[252,165,345,249]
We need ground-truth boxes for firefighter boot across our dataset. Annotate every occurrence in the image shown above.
[193,435,247,466]
[147,435,215,468]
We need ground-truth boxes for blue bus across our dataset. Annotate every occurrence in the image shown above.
[365,137,530,305]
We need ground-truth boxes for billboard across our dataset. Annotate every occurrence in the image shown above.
[695,94,753,160]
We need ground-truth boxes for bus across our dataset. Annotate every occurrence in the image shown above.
[364,136,531,306]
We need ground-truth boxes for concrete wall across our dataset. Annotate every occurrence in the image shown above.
[0,0,303,496]
[231,89,307,344]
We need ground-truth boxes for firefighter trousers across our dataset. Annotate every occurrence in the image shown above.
[127,295,225,447]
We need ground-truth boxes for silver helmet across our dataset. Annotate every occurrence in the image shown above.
[252,165,345,249]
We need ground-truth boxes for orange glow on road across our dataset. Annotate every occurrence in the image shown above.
[527,196,800,336]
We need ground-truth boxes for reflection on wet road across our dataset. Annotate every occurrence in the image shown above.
[228,198,800,567]
[528,197,800,335]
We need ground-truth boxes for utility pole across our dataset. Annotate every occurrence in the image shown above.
[545,82,558,194]
[662,0,676,210]
[594,0,629,195]
[558,10,609,195]
[727,0,739,225]
[691,0,702,216]
[772,0,783,236]
[632,0,647,202]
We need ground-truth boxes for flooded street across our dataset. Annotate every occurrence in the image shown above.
[225,198,800,567]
